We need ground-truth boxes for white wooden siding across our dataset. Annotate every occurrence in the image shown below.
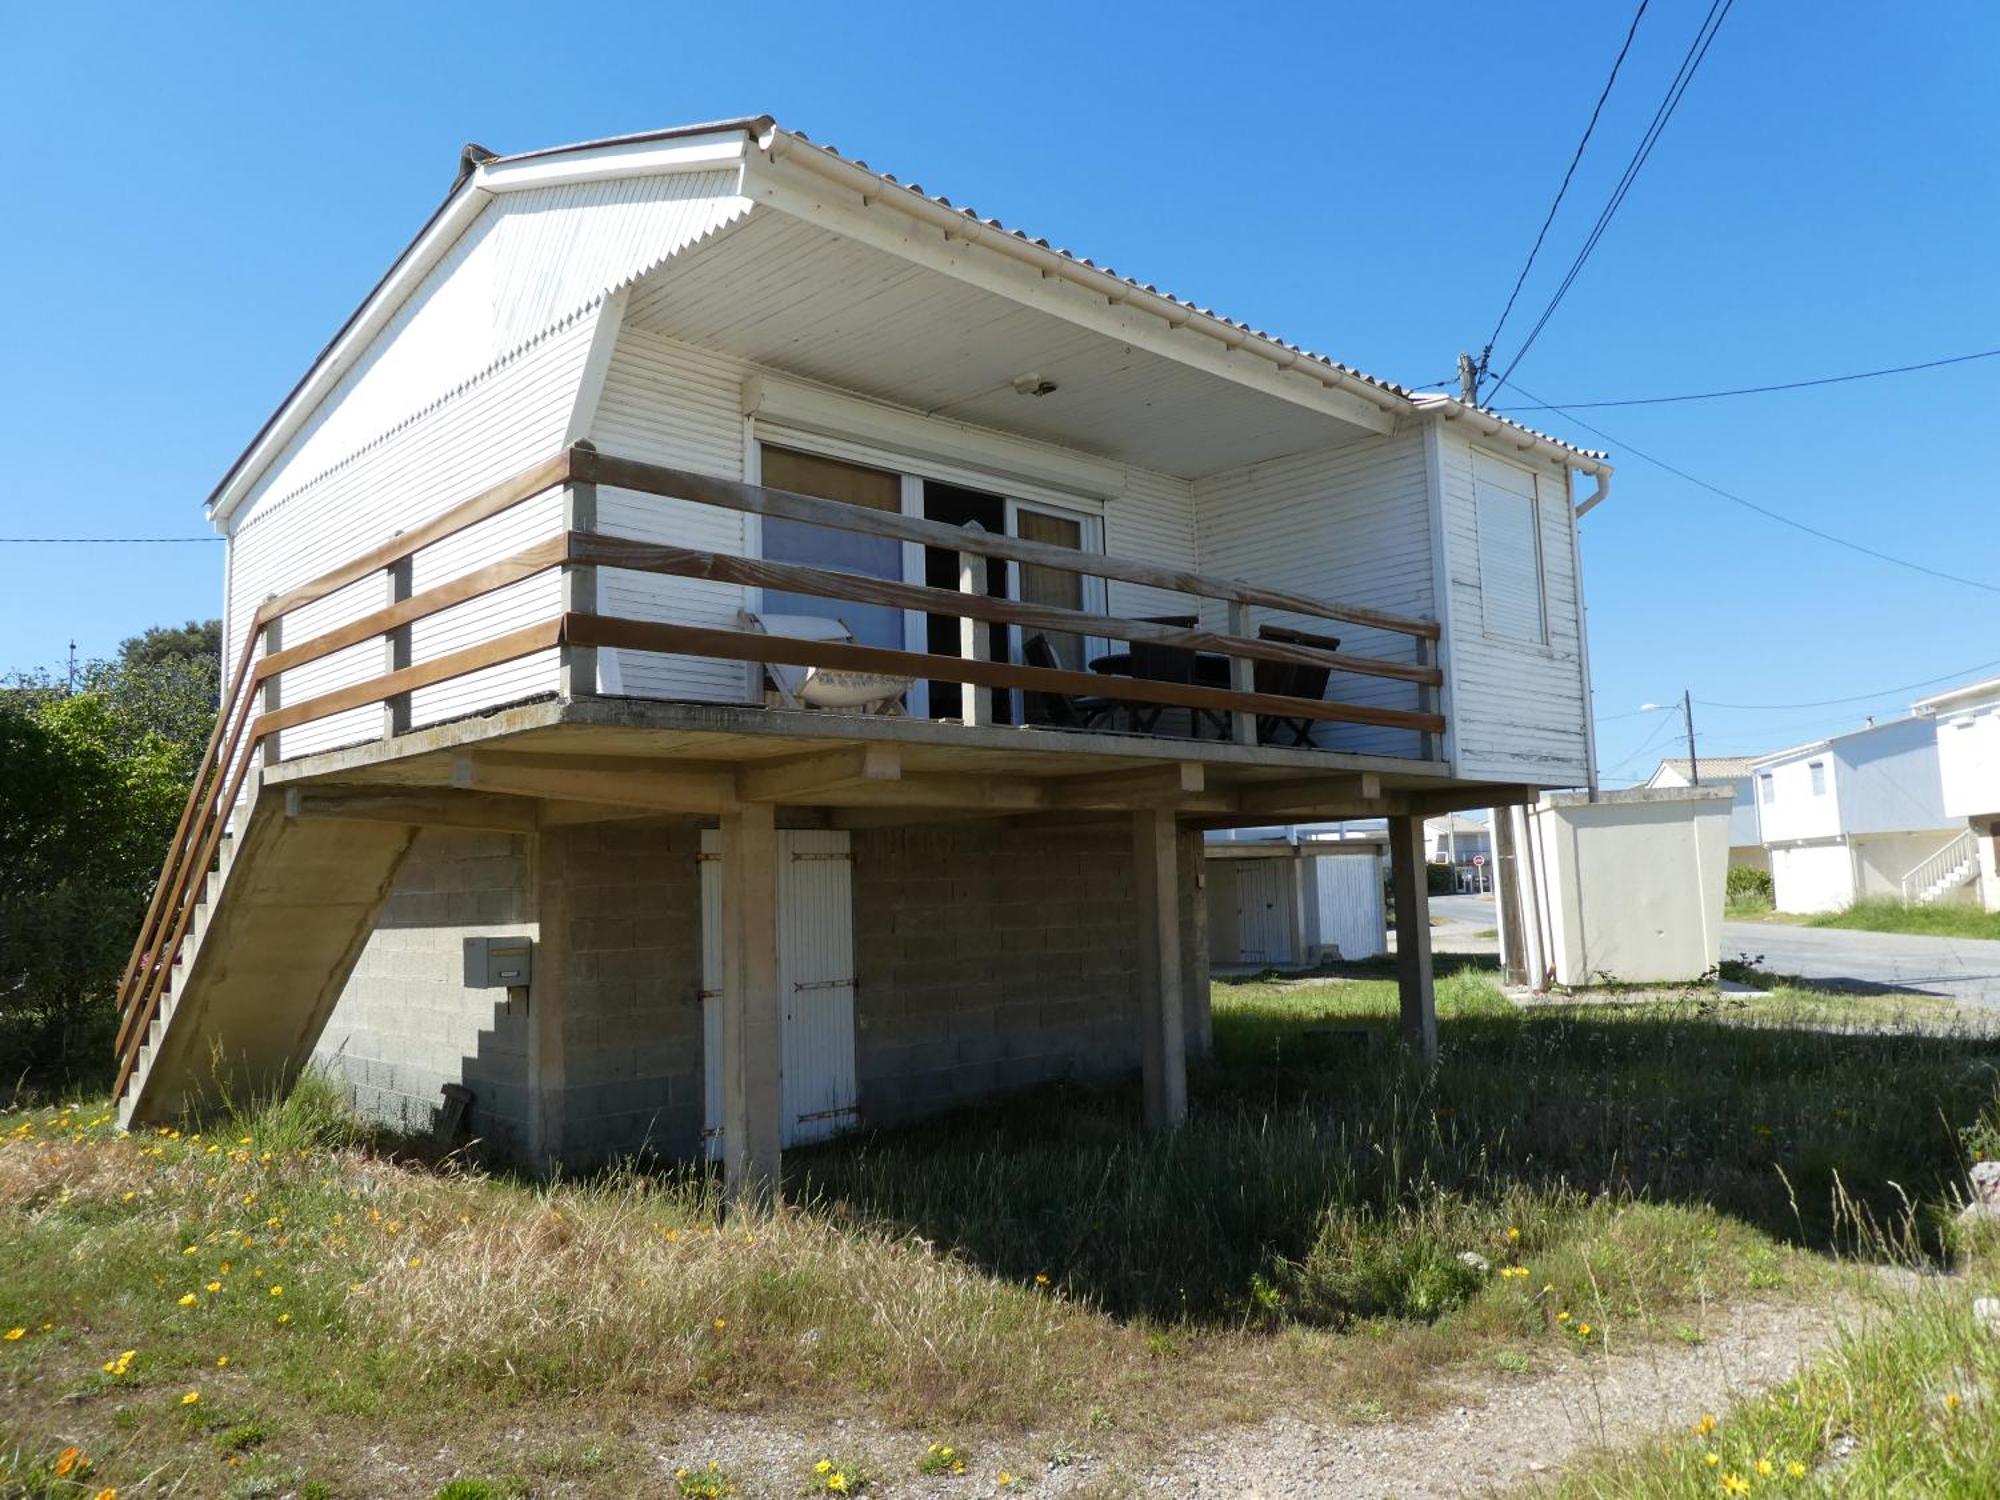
[228,310,602,757]
[1437,431,1589,782]
[1106,466,1198,618]
[260,171,750,501]
[1193,434,1434,758]
[1935,698,2000,818]
[589,327,754,702]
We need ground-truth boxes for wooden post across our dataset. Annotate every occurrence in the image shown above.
[527,830,569,1174]
[258,615,283,767]
[1388,813,1438,1065]
[720,800,782,1209]
[562,482,598,700]
[1228,601,1259,746]
[382,549,413,739]
[1417,635,1444,763]
[958,522,990,728]
[1492,804,1529,987]
[1133,807,1187,1127]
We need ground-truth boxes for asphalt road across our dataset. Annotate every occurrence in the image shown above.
[1425,892,2000,1007]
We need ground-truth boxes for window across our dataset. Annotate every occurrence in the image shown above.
[757,446,904,650]
[1759,772,1775,804]
[1472,455,1546,644]
[1808,760,1827,796]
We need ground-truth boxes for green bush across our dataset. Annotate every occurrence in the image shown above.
[1281,1199,1493,1325]
[1726,864,1773,901]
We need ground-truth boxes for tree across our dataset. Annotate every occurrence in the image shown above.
[0,623,220,1095]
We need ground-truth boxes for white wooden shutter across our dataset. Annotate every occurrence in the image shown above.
[1472,454,1546,644]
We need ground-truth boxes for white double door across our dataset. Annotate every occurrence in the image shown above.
[699,829,859,1155]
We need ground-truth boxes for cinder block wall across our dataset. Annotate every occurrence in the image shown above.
[852,819,1208,1127]
[313,828,536,1151]
[319,813,1209,1167]
[539,820,705,1164]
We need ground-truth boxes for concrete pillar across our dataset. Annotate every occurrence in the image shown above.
[527,832,569,1173]
[1388,813,1438,1066]
[1133,808,1187,1127]
[720,801,782,1208]
[1179,828,1212,1059]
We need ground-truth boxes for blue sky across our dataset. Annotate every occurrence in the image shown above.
[2,2,1995,781]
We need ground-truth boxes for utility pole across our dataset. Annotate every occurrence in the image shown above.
[1458,352,1479,406]
[1683,688,1699,786]
[66,640,76,695]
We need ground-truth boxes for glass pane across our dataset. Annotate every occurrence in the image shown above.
[759,447,904,651]
[1015,509,1085,670]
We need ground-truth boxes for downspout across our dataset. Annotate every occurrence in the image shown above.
[1567,466,1603,799]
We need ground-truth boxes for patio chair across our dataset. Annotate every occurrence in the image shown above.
[737,610,913,716]
[1252,623,1341,746]
[1021,633,1115,730]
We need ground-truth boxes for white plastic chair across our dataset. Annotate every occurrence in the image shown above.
[738,611,913,716]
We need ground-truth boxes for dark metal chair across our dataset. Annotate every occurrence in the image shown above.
[1253,623,1341,746]
[1021,633,1115,730]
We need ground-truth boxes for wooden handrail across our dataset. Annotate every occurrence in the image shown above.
[564,614,1446,735]
[570,448,1443,641]
[570,534,1443,688]
[116,442,1453,1103]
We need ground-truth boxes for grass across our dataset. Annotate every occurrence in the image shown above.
[4,969,2000,1494]
[1808,897,2000,941]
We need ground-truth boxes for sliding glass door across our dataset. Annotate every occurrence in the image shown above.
[757,446,905,651]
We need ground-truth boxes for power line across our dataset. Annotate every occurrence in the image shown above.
[1477,0,1652,383]
[1509,379,2000,597]
[1496,345,2000,411]
[1696,655,2000,711]
[0,536,221,544]
[1488,0,1736,400]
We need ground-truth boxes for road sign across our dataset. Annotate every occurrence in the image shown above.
[1472,854,1485,867]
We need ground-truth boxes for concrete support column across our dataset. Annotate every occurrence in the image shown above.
[720,801,782,1209]
[1133,807,1187,1127]
[527,832,569,1174]
[1180,827,1212,1060]
[1388,813,1438,1065]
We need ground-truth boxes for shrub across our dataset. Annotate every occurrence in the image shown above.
[1279,1197,1494,1325]
[1726,865,1773,902]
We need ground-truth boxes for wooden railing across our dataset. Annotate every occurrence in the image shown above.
[112,444,1445,1098]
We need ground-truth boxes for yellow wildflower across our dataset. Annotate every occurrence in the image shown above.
[177,1293,198,1307]
[407,1257,423,1269]
[1034,1272,1051,1286]
[1720,1475,1750,1496]
[217,1354,231,1367]
[1756,1458,1774,1476]
[3,1328,23,1341]
[268,1285,283,1297]
[1945,1391,1962,1411]
[713,1317,727,1331]
[1693,1413,1717,1435]
[181,1390,200,1405]
[1705,1453,1720,1467]
[1506,1226,1521,1242]
[1786,1462,1807,1478]
[828,1477,849,1495]
[206,1281,222,1293]
[276,1312,291,1325]
[94,1489,117,1500]
[54,1445,86,1476]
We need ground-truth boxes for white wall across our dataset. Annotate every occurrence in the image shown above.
[1754,751,1843,844]
[1770,841,1855,914]
[1194,433,1434,758]
[1435,432,1591,785]
[1526,788,1733,984]
[1931,697,2000,819]
[1834,716,1953,837]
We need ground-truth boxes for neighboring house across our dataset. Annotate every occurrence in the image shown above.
[111,118,1614,1197]
[1914,675,2000,911]
[1750,717,1965,914]
[1205,825,1387,966]
[1646,755,1766,871]
[1425,812,1491,890]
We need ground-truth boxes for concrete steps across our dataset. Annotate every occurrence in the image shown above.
[117,784,418,1127]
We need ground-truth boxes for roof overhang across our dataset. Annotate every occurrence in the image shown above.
[205,116,1613,523]
[1914,675,2000,715]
